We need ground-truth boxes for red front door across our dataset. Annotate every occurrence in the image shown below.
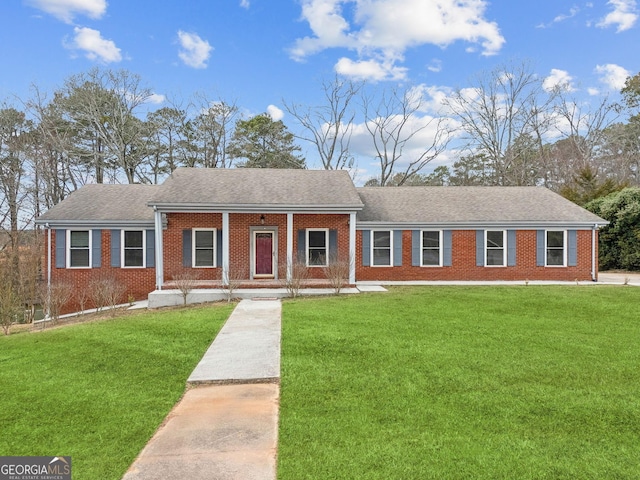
[255,232,274,276]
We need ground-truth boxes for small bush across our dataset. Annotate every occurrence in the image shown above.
[281,257,309,298]
[323,254,352,295]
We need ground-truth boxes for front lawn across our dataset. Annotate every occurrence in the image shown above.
[279,286,640,479]
[0,304,233,479]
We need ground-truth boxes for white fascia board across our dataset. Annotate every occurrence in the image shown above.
[149,203,364,213]
[34,220,156,229]
[356,221,609,230]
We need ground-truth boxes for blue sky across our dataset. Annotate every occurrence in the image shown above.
[2,0,639,176]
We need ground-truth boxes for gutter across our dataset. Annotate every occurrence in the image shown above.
[147,203,364,213]
[356,221,610,230]
[34,220,156,229]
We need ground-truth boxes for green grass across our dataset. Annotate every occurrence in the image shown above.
[0,304,234,479]
[279,286,640,479]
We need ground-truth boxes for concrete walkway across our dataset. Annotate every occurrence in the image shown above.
[122,299,281,480]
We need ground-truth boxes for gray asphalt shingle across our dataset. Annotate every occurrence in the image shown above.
[356,186,606,224]
[37,184,158,223]
[148,168,363,208]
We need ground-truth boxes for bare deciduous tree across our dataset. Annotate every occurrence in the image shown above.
[551,92,618,188]
[444,61,557,186]
[190,93,239,169]
[363,86,452,186]
[0,277,21,335]
[59,67,154,184]
[285,76,362,171]
[42,281,73,325]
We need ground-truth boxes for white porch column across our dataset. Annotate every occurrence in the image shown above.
[286,213,293,282]
[349,212,356,284]
[154,209,164,290]
[222,212,230,285]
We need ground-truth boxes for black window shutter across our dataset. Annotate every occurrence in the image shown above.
[183,229,192,267]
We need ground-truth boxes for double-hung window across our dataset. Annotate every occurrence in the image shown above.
[372,230,392,266]
[193,229,216,268]
[486,230,506,266]
[546,230,566,266]
[421,231,441,266]
[307,229,328,266]
[68,230,91,268]
[122,230,145,268]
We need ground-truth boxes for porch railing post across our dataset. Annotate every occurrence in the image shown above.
[349,212,356,284]
[154,208,164,290]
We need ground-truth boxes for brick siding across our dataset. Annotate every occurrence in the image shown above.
[356,229,596,281]
[48,229,156,314]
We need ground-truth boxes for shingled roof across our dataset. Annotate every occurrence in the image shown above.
[356,186,607,228]
[36,171,608,228]
[147,168,363,212]
[36,184,158,227]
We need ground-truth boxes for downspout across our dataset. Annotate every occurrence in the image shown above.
[591,224,597,282]
[46,223,51,318]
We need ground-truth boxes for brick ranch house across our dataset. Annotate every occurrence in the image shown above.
[36,168,608,310]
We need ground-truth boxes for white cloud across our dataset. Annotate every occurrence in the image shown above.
[240,0,250,8]
[335,57,407,81]
[67,27,122,63]
[267,104,284,121]
[587,87,600,96]
[177,31,212,69]
[427,59,442,73]
[26,0,107,23]
[553,6,580,23]
[147,93,166,104]
[595,63,631,90]
[543,69,575,92]
[537,6,581,28]
[597,0,638,32]
[290,0,504,82]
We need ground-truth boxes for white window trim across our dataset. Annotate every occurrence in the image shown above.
[67,229,92,269]
[485,230,507,267]
[121,229,146,269]
[192,228,217,268]
[371,230,393,267]
[545,230,567,267]
[306,228,329,267]
[421,230,442,267]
